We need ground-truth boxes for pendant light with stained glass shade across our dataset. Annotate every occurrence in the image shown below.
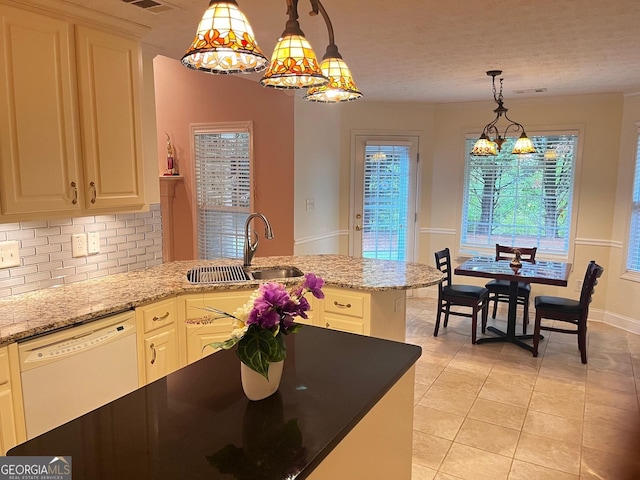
[259,0,328,89]
[181,0,268,74]
[303,0,362,102]
[471,70,536,156]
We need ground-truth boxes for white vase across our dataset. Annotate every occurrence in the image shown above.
[240,360,284,401]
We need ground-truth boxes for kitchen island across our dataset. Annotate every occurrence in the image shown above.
[0,255,443,345]
[8,325,421,480]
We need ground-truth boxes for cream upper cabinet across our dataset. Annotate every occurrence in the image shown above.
[75,25,144,210]
[0,4,145,219]
[0,5,81,215]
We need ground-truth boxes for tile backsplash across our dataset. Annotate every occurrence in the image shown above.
[0,204,163,298]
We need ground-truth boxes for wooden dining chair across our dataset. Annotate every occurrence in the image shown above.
[433,248,489,344]
[532,260,604,363]
[485,244,537,333]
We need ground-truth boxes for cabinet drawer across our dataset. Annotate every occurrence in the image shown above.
[323,315,365,335]
[0,347,9,388]
[183,292,251,321]
[139,298,177,333]
[323,290,365,319]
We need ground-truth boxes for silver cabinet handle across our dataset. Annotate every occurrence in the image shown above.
[90,181,97,204]
[70,181,78,205]
[152,312,170,322]
[334,301,352,308]
[150,343,156,365]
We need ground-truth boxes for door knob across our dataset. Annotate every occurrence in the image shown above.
[355,225,362,231]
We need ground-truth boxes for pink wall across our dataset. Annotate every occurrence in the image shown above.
[153,55,295,260]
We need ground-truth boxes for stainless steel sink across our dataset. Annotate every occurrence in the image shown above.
[247,266,304,280]
[186,265,304,284]
[186,265,250,283]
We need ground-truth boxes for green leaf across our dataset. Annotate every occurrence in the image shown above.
[236,325,285,379]
[205,337,240,351]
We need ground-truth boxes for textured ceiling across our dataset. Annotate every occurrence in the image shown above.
[67,0,640,103]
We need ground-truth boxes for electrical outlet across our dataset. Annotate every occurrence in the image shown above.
[575,279,582,292]
[87,232,100,254]
[0,241,20,269]
[72,234,88,258]
[306,198,315,211]
[394,297,404,313]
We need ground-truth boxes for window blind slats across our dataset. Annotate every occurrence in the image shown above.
[462,134,577,255]
[627,132,640,272]
[195,130,251,259]
[362,145,410,260]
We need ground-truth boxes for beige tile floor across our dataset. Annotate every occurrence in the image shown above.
[406,296,640,480]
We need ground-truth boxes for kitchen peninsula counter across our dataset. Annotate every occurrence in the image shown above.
[9,325,421,479]
[0,255,443,345]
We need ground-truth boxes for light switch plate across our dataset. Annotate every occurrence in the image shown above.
[87,232,100,254]
[72,234,88,258]
[0,241,20,269]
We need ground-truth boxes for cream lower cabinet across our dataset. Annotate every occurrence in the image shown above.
[0,3,144,220]
[136,297,180,386]
[320,287,407,342]
[179,291,253,365]
[0,344,26,455]
[136,286,406,379]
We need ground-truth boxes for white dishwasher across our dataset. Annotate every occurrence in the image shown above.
[18,310,139,439]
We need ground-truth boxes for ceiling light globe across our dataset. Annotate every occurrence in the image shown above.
[304,57,363,103]
[181,1,267,74]
[471,134,498,156]
[260,34,327,89]
[512,133,537,155]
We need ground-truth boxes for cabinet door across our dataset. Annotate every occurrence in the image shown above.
[75,25,144,210]
[0,5,80,215]
[142,328,178,384]
[182,291,251,365]
[0,388,17,455]
[185,323,234,365]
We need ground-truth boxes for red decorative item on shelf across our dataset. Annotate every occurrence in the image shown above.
[164,132,177,176]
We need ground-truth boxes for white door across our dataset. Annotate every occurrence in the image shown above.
[352,136,419,261]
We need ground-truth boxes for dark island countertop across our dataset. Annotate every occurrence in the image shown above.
[8,325,421,479]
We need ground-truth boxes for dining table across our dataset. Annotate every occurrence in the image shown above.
[455,256,572,352]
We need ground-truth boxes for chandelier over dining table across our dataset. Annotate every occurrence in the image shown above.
[181,0,363,103]
[471,70,536,156]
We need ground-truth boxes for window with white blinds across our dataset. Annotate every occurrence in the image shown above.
[461,133,578,256]
[193,123,252,259]
[363,143,411,260]
[626,130,640,272]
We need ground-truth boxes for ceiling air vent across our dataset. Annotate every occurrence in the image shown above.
[121,0,173,14]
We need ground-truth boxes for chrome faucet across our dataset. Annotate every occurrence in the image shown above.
[243,213,274,267]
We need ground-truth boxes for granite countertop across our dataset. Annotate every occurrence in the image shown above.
[9,325,422,479]
[0,254,443,346]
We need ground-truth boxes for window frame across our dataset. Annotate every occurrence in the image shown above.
[459,128,583,261]
[190,121,255,260]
